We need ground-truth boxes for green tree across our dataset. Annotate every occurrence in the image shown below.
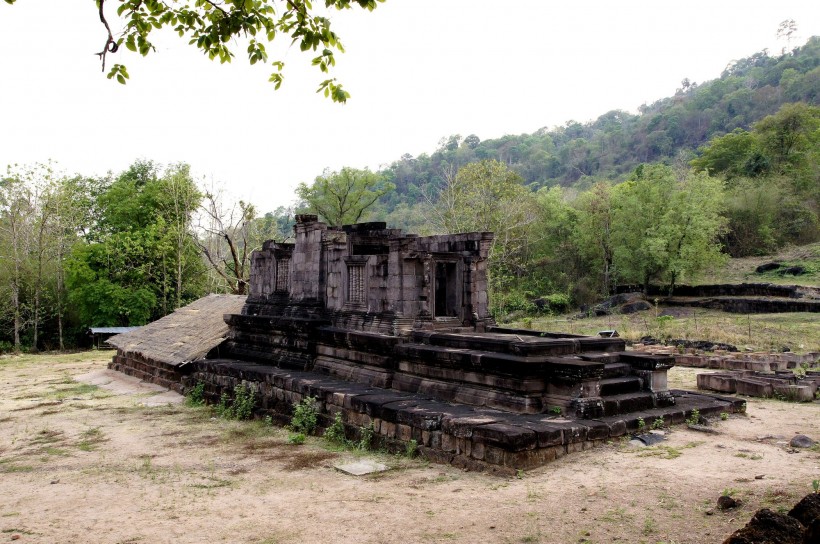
[573,182,615,296]
[432,160,538,284]
[66,161,206,326]
[296,167,394,227]
[0,170,35,350]
[611,165,727,293]
[753,103,819,184]
[691,129,763,179]
[3,0,383,101]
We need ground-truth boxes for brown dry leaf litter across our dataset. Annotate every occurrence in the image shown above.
[1,353,819,544]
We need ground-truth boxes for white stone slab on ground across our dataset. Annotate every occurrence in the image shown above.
[334,459,389,476]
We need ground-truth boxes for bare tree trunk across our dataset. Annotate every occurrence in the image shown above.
[11,278,21,351]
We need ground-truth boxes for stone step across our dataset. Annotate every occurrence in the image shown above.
[599,376,642,396]
[602,362,631,379]
[602,392,656,417]
[410,330,625,357]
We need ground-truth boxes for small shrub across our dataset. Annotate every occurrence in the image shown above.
[405,439,418,458]
[215,384,256,420]
[812,479,819,493]
[637,417,646,432]
[357,423,375,451]
[215,392,233,419]
[541,293,571,314]
[323,412,347,444]
[290,396,318,436]
[185,382,206,407]
[686,408,701,426]
[651,417,665,430]
[720,412,729,421]
[232,384,255,420]
[288,432,306,445]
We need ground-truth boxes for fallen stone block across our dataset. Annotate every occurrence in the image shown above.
[735,378,773,398]
[697,373,737,393]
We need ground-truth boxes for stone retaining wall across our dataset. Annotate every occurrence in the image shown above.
[109,353,191,393]
[188,359,745,472]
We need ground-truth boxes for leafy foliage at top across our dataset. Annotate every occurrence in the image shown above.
[296,167,394,226]
[3,0,383,100]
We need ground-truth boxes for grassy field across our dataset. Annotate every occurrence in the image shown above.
[694,241,820,286]
[507,308,820,353]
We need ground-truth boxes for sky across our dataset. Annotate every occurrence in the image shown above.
[1,1,818,211]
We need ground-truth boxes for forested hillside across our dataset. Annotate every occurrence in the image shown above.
[371,37,819,225]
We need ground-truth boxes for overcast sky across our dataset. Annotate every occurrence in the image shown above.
[1,1,818,210]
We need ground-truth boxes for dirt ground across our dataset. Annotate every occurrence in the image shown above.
[1,352,819,544]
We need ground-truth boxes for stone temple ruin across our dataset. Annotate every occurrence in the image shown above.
[110,216,744,471]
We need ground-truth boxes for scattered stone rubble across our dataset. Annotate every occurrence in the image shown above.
[634,343,820,402]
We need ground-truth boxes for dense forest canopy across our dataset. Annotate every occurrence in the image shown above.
[1,38,818,351]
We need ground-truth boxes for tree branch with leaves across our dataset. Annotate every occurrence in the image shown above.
[3,0,383,100]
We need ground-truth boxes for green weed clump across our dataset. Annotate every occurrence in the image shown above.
[215,384,255,420]
[323,412,347,444]
[185,382,206,407]
[686,408,701,426]
[290,396,318,436]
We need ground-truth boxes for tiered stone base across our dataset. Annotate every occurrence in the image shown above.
[189,359,746,472]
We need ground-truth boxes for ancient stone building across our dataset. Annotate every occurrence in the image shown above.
[112,216,744,471]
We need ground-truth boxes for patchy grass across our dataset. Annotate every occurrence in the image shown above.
[76,427,107,452]
[0,461,34,474]
[0,350,112,368]
[623,441,704,460]
[47,383,107,400]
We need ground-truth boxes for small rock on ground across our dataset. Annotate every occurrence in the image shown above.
[789,434,816,448]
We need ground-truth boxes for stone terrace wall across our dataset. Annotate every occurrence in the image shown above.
[617,283,819,299]
[189,358,745,473]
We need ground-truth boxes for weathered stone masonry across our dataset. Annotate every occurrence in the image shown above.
[113,217,745,471]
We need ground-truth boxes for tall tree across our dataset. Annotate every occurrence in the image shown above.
[66,161,206,326]
[611,164,727,292]
[0,170,34,350]
[432,160,538,280]
[574,182,615,296]
[296,167,394,227]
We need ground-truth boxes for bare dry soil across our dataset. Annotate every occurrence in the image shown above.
[1,352,819,544]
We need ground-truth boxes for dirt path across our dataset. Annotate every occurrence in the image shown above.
[1,352,819,544]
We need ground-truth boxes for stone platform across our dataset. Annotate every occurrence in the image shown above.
[190,358,746,473]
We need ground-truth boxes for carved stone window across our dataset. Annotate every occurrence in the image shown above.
[275,258,290,292]
[347,262,365,304]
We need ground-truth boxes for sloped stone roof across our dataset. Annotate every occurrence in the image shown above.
[107,294,246,366]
